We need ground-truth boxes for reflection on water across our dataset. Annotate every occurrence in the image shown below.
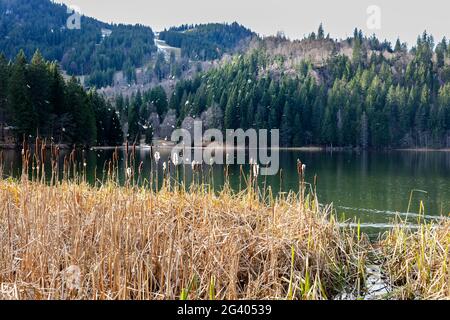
[1,148,449,228]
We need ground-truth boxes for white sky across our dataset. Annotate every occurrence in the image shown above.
[57,0,449,47]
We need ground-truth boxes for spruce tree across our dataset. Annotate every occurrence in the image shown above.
[65,77,97,145]
[150,86,168,116]
[29,50,51,134]
[280,101,293,146]
[318,23,325,40]
[0,54,8,126]
[394,38,402,52]
[127,97,140,143]
[109,111,124,145]
[8,50,36,137]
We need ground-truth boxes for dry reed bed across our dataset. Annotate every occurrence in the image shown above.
[0,140,447,300]
[0,176,368,300]
[379,221,449,300]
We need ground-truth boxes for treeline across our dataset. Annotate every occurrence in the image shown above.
[0,50,122,146]
[115,86,169,143]
[159,32,450,148]
[0,0,156,88]
[159,22,255,60]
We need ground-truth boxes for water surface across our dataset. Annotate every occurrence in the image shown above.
[1,149,449,230]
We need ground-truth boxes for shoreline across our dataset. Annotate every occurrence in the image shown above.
[2,143,450,152]
[90,145,450,152]
[394,148,450,152]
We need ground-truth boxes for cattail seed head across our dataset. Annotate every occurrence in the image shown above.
[154,151,161,164]
[172,153,179,166]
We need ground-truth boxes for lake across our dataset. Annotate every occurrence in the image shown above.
[1,148,449,231]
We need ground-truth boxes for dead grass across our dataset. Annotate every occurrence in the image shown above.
[378,220,449,300]
[0,174,371,299]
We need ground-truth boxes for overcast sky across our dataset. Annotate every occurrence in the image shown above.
[57,0,449,47]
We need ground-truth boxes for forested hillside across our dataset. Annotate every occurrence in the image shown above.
[0,0,156,87]
[1,2,449,149]
[124,29,450,149]
[159,23,256,60]
[0,50,122,146]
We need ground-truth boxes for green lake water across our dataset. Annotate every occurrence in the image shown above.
[1,148,449,231]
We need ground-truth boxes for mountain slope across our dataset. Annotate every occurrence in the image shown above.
[0,0,156,86]
[159,22,256,60]
[123,30,450,148]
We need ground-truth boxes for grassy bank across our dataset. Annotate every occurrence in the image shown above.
[0,145,448,300]
[0,179,369,299]
[378,221,449,299]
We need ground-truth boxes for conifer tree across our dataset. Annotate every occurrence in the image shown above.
[8,50,36,137]
[0,54,8,126]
